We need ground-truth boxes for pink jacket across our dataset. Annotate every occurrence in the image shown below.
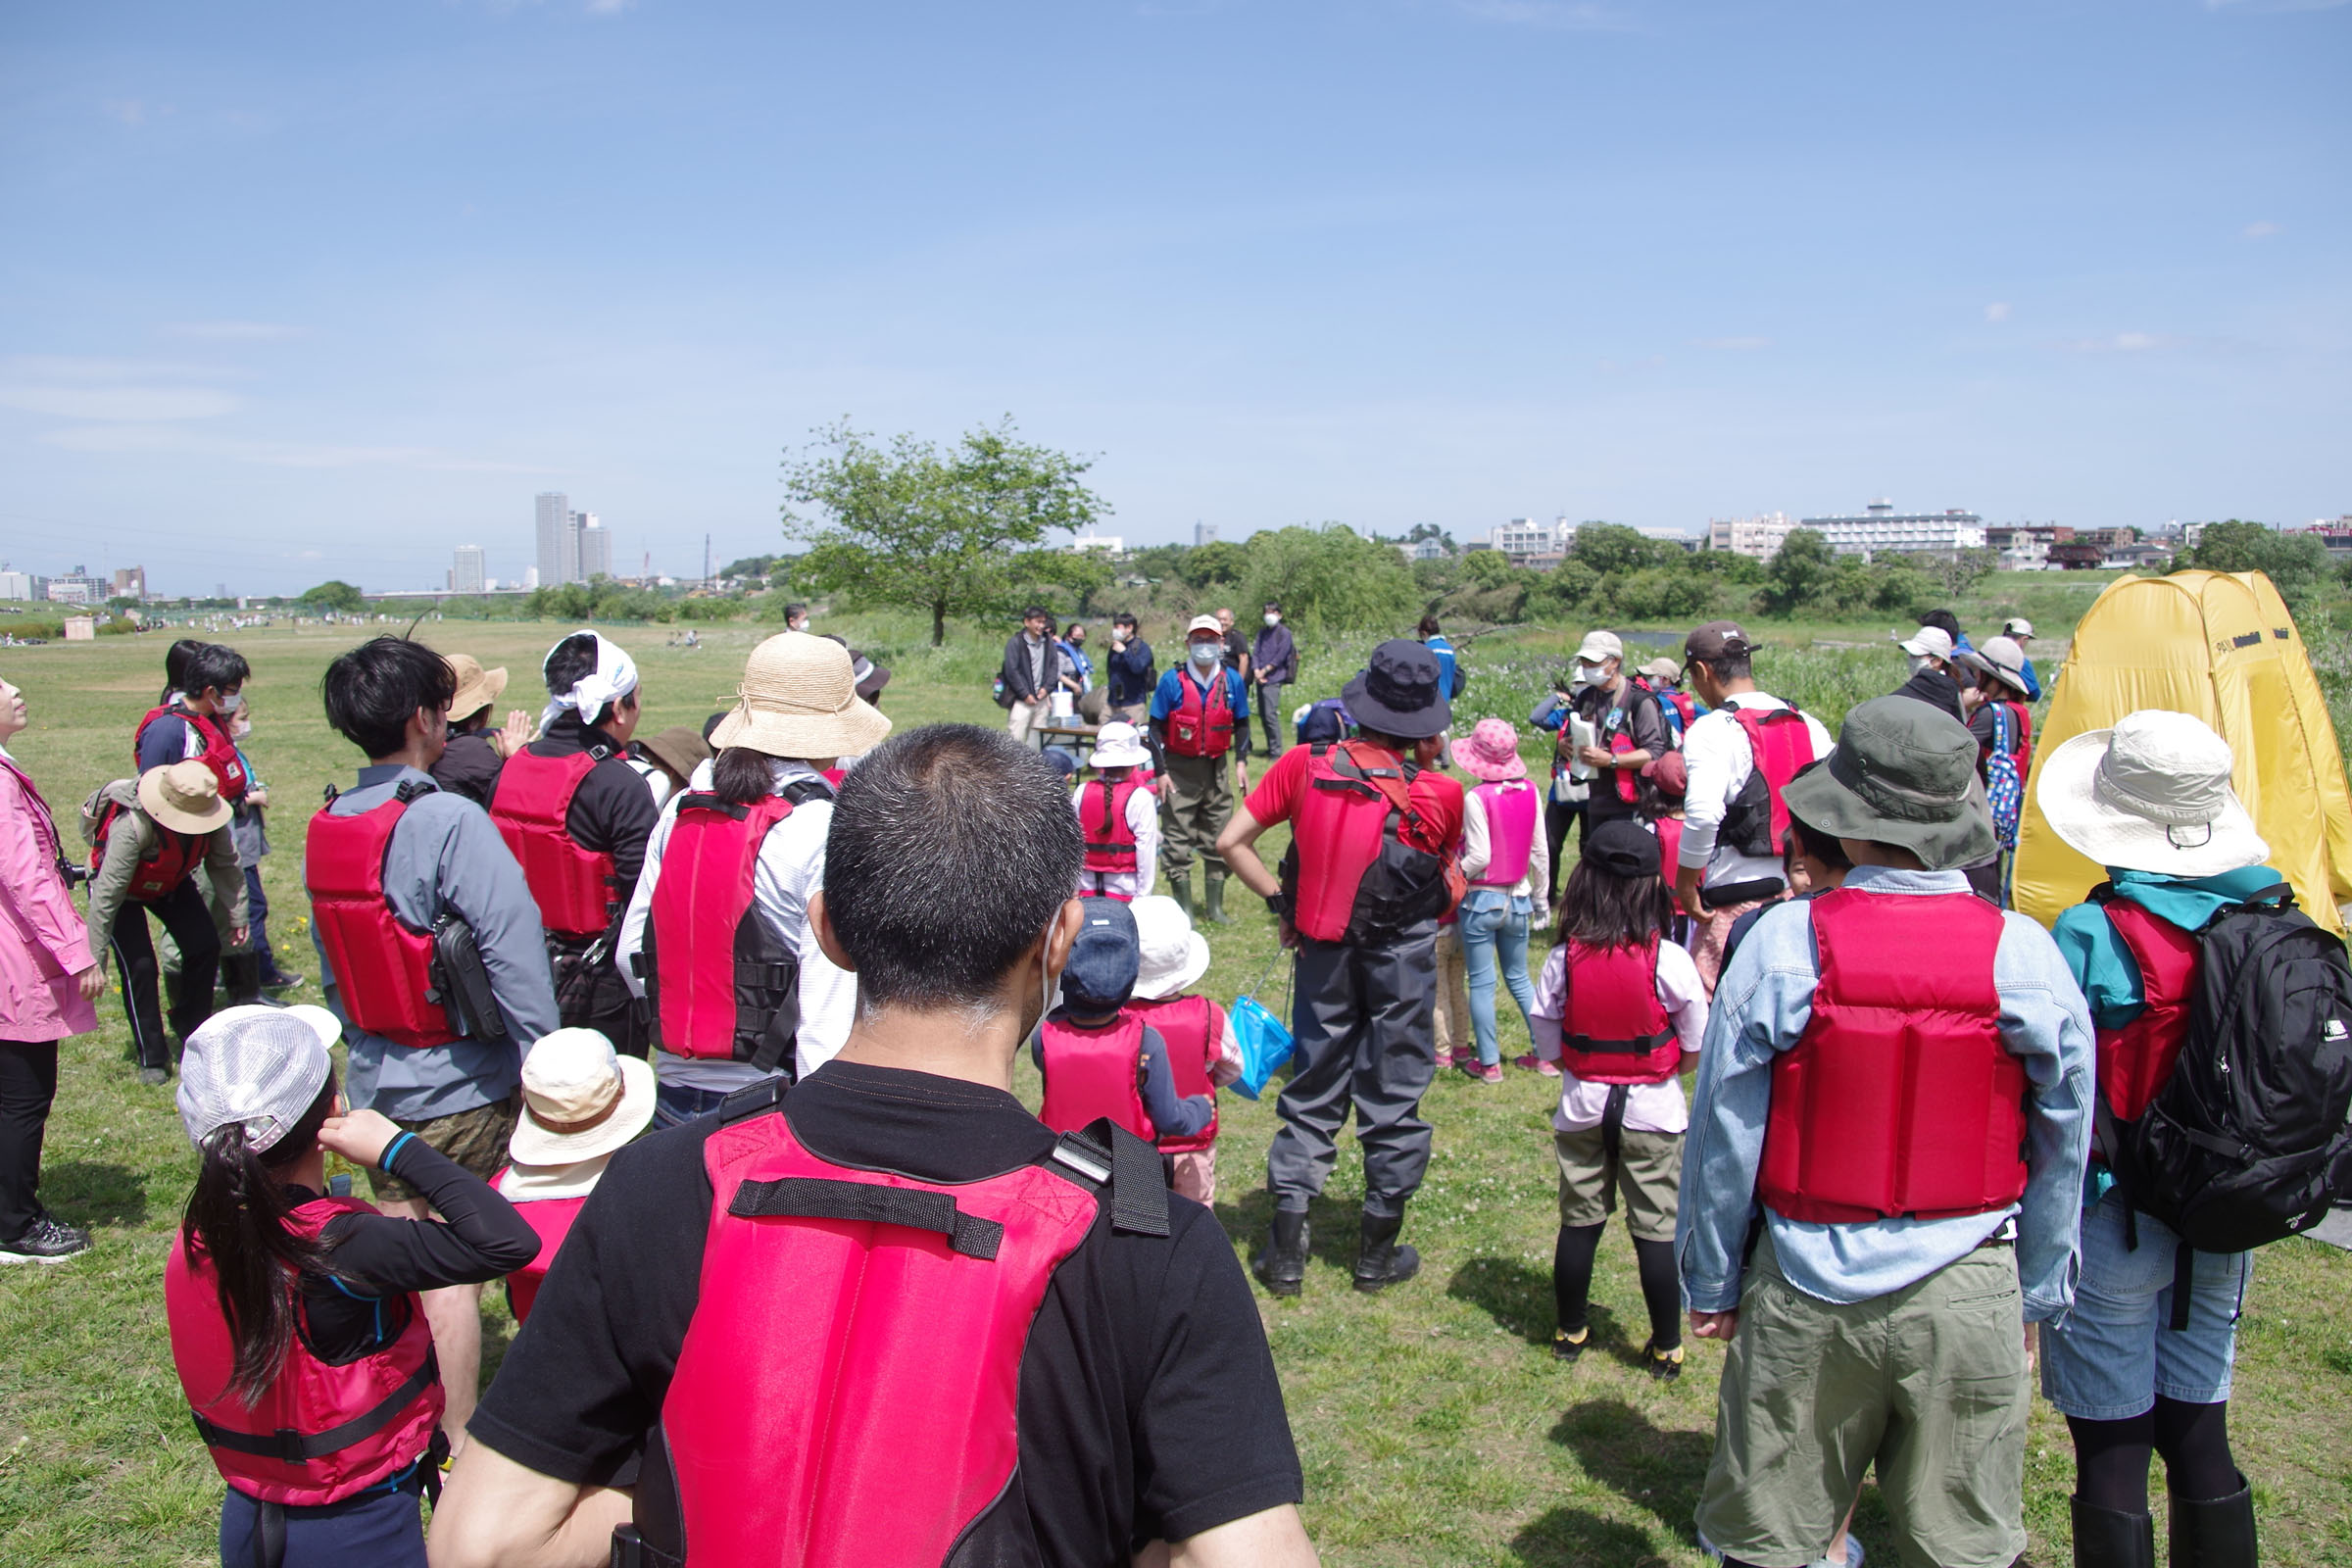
[0,751,100,1042]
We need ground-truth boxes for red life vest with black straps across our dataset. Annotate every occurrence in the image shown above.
[643,781,830,1071]
[1279,742,1464,945]
[631,1104,1159,1567]
[1758,887,2027,1224]
[491,748,619,936]
[307,785,459,1049]
[1721,705,1818,858]
[164,1198,444,1506]
[92,799,206,905]
[1982,699,2034,783]
[1078,777,1146,889]
[1470,781,1539,888]
[1557,938,1679,1084]
[1163,671,1235,759]
[1132,993,1221,1155]
[491,1168,586,1325]
[1652,685,1698,740]
[1038,1012,1156,1143]
[2092,892,2201,1126]
[135,704,249,804]
[1654,816,1686,904]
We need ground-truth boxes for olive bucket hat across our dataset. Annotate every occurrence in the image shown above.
[1780,697,1998,870]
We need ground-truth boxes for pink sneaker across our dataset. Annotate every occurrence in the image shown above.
[1512,1053,1562,1078]
[1479,1063,1503,1085]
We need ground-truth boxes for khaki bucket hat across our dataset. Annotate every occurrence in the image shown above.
[138,760,232,835]
[445,654,509,723]
[709,632,893,760]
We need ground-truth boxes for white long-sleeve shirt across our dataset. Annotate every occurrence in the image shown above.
[618,758,857,1090]
[1675,693,1835,897]
[1072,777,1159,901]
[1530,936,1709,1133]
[1458,778,1550,901]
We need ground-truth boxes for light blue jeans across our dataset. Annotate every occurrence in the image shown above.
[1456,888,1539,1067]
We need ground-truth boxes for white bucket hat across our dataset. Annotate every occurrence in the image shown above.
[2035,710,2270,879]
[709,632,892,760]
[1130,895,1210,1001]
[507,1028,657,1167]
[1978,636,2032,693]
[1088,722,1152,770]
[1898,626,1954,661]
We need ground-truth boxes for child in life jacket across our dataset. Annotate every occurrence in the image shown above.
[1072,722,1159,901]
[223,700,304,1003]
[1525,815,1708,1379]
[1126,894,1242,1202]
[166,1004,536,1568]
[1635,751,1695,953]
[490,1028,655,1324]
[1444,718,1549,1085]
[1032,898,1213,1170]
[2036,712,2276,1568]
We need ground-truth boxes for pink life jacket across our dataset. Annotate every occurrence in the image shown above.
[1653,816,1686,905]
[1131,993,1221,1155]
[491,1167,584,1324]
[631,1103,1163,1567]
[1557,938,1679,1084]
[1470,781,1538,888]
[1038,1012,1156,1143]
[490,748,619,936]
[1757,887,2026,1224]
[2093,893,2201,1126]
[165,1198,443,1506]
[306,786,460,1049]
[1078,777,1146,891]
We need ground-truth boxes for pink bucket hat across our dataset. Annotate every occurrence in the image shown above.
[1448,717,1528,782]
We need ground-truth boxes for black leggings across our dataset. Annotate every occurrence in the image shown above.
[2070,1399,2239,1512]
[1544,798,1585,901]
[109,880,219,1070]
[1552,1223,1683,1350]
[0,1041,59,1242]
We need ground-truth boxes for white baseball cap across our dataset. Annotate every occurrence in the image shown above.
[176,1004,344,1153]
[1898,626,1954,660]
[1575,630,1624,665]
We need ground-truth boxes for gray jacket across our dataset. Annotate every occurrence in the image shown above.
[79,779,247,951]
[313,765,561,1121]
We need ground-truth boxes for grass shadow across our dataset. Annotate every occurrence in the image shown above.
[1547,1397,1714,1547]
[1446,1254,1627,1352]
[38,1161,150,1229]
[1510,1505,1672,1567]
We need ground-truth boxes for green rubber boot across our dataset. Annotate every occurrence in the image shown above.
[1169,871,1195,922]
[1202,875,1234,925]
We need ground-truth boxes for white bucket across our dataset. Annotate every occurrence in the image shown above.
[1049,690,1075,720]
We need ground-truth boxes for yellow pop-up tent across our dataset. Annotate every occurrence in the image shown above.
[2013,569,2352,935]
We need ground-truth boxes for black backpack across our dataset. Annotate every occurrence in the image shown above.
[2103,884,2352,1269]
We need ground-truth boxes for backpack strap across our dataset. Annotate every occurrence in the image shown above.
[716,1075,789,1125]
[781,777,834,808]
[2169,1245,2196,1334]
[1046,1121,1171,1238]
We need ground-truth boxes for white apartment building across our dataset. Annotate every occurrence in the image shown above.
[578,514,612,579]
[1706,513,1795,559]
[0,569,41,602]
[1068,532,1126,554]
[453,545,487,595]
[1799,501,1987,559]
[535,493,578,586]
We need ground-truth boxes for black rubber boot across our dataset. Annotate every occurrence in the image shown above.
[2070,1495,2155,1567]
[1252,1210,1308,1297]
[2168,1475,2256,1568]
[1351,1210,1420,1293]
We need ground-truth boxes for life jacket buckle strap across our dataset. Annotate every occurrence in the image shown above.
[716,1076,787,1125]
[729,1175,1006,1260]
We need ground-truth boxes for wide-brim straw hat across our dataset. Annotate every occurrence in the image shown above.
[138,760,231,834]
[507,1028,658,1165]
[709,632,893,760]
[1130,895,1211,1000]
[2035,710,2268,879]
[446,655,509,722]
[1781,697,1998,871]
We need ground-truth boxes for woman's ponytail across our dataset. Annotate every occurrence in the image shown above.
[711,745,776,807]
[178,1078,338,1406]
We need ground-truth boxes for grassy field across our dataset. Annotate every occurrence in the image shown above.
[4,615,2349,1566]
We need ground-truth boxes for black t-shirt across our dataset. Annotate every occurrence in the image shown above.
[469,1060,1301,1560]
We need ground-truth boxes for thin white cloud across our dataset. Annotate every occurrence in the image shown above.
[0,385,240,420]
[37,422,548,472]
[1,354,239,383]
[165,320,301,341]
[2243,220,2283,239]
[1692,335,1771,351]
[1449,0,1633,29]
[584,0,635,12]
[102,99,146,127]
[2063,331,2169,354]
[1984,302,2012,323]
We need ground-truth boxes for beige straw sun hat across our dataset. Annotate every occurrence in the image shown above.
[137,760,232,835]
[708,632,893,760]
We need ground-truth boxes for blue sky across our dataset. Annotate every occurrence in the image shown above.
[2,0,2345,599]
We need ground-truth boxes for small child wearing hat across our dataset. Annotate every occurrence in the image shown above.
[1031,898,1213,1169]
[1073,722,1160,902]
[489,1028,657,1323]
[1445,718,1550,1084]
[164,1004,537,1566]
[1526,815,1709,1378]
[1124,895,1242,1202]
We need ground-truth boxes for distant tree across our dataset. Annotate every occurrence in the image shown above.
[1406,522,1459,556]
[1898,547,2000,600]
[720,555,777,580]
[1126,544,1185,583]
[2180,519,2331,610]
[1568,523,1661,577]
[1243,524,1418,629]
[1007,547,1117,619]
[781,417,1105,646]
[1761,529,1838,614]
[1178,540,1248,589]
[1461,549,1517,588]
[300,580,366,614]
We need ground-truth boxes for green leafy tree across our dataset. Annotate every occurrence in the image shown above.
[300,579,366,613]
[2182,520,2327,590]
[1762,529,1838,614]
[1178,540,1248,589]
[1405,521,1458,556]
[1005,548,1117,619]
[1125,544,1185,583]
[1568,523,1661,577]
[1461,549,1517,588]
[781,417,1106,646]
[1243,525,1418,629]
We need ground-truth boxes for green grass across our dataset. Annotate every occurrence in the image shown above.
[4,618,2350,1566]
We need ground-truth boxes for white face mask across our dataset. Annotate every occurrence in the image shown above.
[1571,662,1603,690]
[1190,643,1220,668]
[1906,654,1935,676]
[1263,613,1280,627]
[215,691,244,714]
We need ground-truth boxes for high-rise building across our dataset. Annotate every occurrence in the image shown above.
[112,566,147,600]
[453,545,487,594]
[1194,521,1218,547]
[1798,501,1986,559]
[536,492,578,586]
[0,568,38,602]
[576,514,611,579]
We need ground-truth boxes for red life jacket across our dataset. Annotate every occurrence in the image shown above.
[638,1106,1152,1567]
[135,704,249,804]
[1078,777,1145,888]
[1163,671,1235,759]
[643,783,828,1070]
[2092,894,2201,1125]
[1655,687,1698,736]
[165,1199,444,1506]
[1722,706,1818,858]
[820,767,848,789]
[1757,888,2027,1224]
[1279,742,1464,945]
[491,1168,584,1325]
[1471,781,1539,888]
[1981,699,2034,782]
[491,748,619,936]
[1132,993,1221,1155]
[1038,1013,1156,1142]
[307,786,459,1049]
[92,799,205,905]
[1557,938,1679,1084]
[1654,816,1686,902]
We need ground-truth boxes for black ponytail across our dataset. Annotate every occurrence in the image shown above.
[711,746,777,807]
[179,1077,339,1406]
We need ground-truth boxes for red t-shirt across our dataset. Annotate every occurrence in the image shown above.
[1246,743,1464,943]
